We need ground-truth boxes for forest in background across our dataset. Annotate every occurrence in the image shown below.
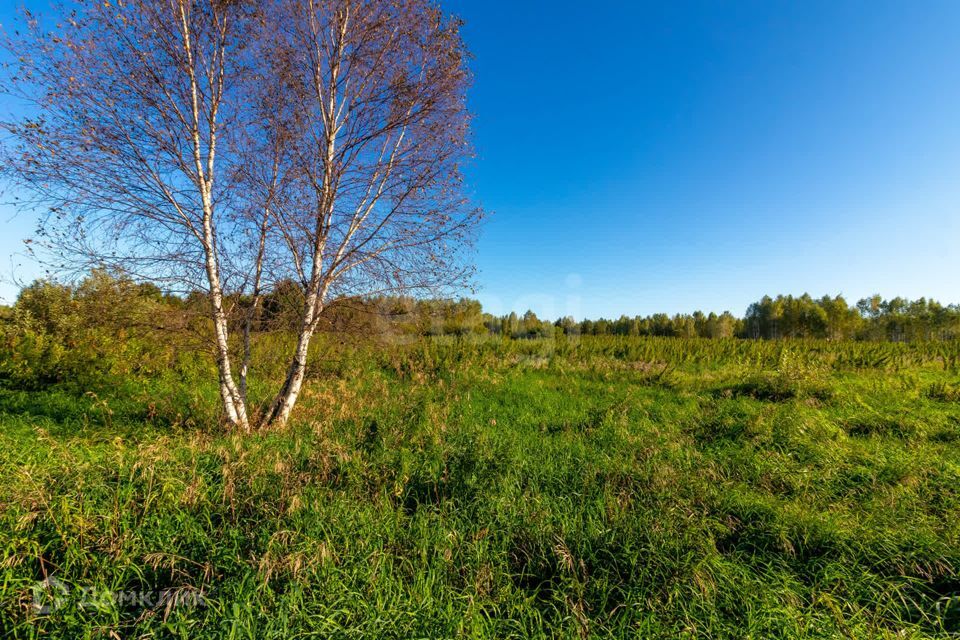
[3,270,959,393]
[3,271,959,348]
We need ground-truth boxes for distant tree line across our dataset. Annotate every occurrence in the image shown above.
[741,294,960,342]
[377,293,960,342]
[4,277,960,361]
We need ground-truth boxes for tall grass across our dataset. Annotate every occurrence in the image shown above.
[1,336,958,638]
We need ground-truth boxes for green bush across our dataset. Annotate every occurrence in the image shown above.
[0,272,176,390]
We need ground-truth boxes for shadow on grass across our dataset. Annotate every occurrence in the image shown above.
[0,384,215,439]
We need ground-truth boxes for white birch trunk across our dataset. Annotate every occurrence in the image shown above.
[178,2,249,431]
[202,212,249,431]
[265,289,322,427]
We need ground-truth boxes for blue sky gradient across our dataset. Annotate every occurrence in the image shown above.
[448,0,960,319]
[2,1,959,318]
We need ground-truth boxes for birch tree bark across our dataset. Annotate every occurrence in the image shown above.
[2,0,482,429]
[253,0,481,426]
[1,0,253,429]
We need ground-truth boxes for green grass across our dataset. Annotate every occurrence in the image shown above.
[1,336,959,638]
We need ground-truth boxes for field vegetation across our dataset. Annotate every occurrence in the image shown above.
[1,0,956,637]
[1,275,959,638]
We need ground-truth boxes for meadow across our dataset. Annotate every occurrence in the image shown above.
[1,335,959,638]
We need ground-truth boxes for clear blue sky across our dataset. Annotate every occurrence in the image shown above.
[2,1,959,319]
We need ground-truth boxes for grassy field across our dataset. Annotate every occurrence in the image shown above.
[1,336,959,638]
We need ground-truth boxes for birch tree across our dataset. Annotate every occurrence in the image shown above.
[1,0,480,429]
[254,0,480,425]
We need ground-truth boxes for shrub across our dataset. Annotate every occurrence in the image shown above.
[0,272,176,390]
